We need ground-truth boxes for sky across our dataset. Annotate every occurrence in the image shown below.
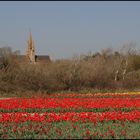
[0,1,140,60]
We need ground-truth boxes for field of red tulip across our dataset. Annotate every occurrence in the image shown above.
[0,92,140,139]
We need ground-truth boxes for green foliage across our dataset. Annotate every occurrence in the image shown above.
[0,121,140,139]
[0,107,139,113]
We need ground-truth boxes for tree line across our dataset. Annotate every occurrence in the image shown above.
[0,45,140,96]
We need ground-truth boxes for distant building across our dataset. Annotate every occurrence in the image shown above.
[23,32,51,63]
[0,32,51,66]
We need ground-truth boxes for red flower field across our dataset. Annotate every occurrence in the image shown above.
[0,96,140,109]
[0,111,140,123]
[0,93,140,139]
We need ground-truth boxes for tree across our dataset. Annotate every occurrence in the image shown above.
[0,46,19,71]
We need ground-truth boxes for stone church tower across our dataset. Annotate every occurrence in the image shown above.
[9,32,50,64]
[26,32,36,63]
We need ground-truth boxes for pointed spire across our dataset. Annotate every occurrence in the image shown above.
[29,31,33,49]
[32,40,35,52]
[26,31,36,63]
[29,29,32,40]
[29,31,32,42]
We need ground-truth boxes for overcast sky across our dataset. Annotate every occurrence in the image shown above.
[0,1,140,59]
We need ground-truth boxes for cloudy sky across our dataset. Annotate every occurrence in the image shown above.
[0,1,140,59]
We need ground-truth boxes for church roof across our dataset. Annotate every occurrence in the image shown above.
[15,54,51,63]
[35,55,51,62]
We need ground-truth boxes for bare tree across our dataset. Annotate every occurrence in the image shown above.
[114,42,136,81]
[0,46,12,57]
[101,48,113,58]
[0,46,19,71]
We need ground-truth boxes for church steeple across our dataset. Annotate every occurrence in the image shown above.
[26,32,36,63]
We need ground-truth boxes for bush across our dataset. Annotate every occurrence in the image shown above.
[0,46,140,96]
